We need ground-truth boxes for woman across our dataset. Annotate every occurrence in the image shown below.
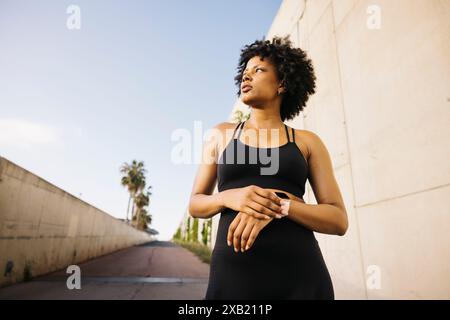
[188,36,348,300]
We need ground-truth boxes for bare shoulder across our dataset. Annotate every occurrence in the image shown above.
[213,121,237,131]
[291,128,318,160]
[212,122,240,140]
[211,121,241,157]
[294,129,331,161]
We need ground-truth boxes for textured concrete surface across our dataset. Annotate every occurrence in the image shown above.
[0,241,210,300]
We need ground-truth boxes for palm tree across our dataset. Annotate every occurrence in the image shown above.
[120,170,132,222]
[120,160,147,223]
[133,186,152,228]
[135,208,152,231]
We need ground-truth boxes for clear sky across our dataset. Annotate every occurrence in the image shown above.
[0,0,282,240]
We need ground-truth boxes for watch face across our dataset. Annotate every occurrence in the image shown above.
[275,192,289,199]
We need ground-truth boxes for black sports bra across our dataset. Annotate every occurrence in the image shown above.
[217,120,309,199]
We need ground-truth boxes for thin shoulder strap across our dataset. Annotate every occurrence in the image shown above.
[291,127,296,143]
[233,121,245,139]
[284,124,291,143]
[235,120,245,140]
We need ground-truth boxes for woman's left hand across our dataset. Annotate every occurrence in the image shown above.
[227,189,303,252]
[227,212,273,252]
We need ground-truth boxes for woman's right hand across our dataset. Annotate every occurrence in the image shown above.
[220,185,283,220]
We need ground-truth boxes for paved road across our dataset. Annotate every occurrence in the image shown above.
[0,241,210,300]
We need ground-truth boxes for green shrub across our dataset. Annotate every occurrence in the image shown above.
[23,261,33,282]
[192,218,199,243]
[173,226,182,241]
[172,239,212,264]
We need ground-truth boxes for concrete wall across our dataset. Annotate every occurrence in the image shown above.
[0,156,153,287]
[257,0,449,299]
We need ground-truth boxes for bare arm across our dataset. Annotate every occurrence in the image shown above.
[286,131,348,236]
[188,123,227,219]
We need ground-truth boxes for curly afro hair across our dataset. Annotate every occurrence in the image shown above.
[234,36,316,121]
